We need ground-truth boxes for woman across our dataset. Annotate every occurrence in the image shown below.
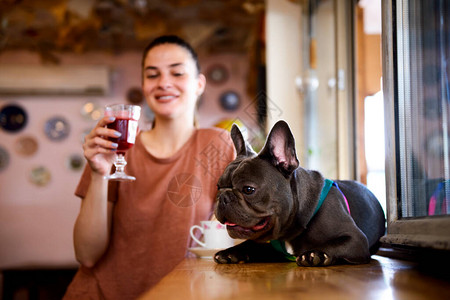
[64,35,235,299]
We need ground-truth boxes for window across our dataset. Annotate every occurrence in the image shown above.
[382,0,450,249]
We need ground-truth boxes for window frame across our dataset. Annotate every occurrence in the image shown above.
[381,0,450,250]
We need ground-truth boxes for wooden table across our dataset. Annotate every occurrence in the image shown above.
[138,255,450,300]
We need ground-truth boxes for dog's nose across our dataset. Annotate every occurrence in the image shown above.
[219,192,232,205]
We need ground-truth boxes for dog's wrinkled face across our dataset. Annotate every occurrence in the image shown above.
[215,121,299,242]
[216,158,281,241]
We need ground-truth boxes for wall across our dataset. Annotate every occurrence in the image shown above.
[0,50,254,268]
[265,0,303,160]
[199,53,259,134]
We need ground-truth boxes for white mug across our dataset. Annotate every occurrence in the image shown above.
[190,220,235,249]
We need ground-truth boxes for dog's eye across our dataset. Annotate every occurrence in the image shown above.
[242,186,255,195]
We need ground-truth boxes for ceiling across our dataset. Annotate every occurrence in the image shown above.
[0,0,266,62]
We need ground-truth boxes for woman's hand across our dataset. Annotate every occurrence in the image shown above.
[83,116,120,176]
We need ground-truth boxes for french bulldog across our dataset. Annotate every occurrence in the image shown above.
[214,120,386,267]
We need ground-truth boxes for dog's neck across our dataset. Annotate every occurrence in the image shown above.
[278,172,302,239]
[276,168,325,241]
[295,168,325,226]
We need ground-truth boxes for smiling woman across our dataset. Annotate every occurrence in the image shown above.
[63,35,236,300]
[140,35,206,153]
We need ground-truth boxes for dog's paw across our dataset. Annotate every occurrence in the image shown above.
[214,248,250,264]
[297,251,334,267]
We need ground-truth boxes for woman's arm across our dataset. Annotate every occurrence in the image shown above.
[73,116,119,268]
[73,172,114,268]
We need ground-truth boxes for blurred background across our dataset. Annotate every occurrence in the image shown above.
[0,0,383,299]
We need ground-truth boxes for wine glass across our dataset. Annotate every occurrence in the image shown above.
[104,104,141,181]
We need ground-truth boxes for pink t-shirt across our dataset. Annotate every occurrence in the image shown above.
[64,128,235,300]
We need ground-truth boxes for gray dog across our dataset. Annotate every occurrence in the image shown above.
[214,120,385,266]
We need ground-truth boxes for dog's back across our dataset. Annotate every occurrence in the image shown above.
[335,180,386,253]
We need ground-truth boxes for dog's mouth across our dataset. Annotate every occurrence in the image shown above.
[224,216,272,238]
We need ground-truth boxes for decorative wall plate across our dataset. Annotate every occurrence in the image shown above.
[67,154,85,171]
[207,64,229,85]
[15,135,38,156]
[0,145,9,172]
[219,91,241,111]
[29,166,51,186]
[127,87,144,104]
[0,104,28,133]
[44,116,70,141]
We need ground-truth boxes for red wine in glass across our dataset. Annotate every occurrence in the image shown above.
[104,104,141,181]
[107,118,139,155]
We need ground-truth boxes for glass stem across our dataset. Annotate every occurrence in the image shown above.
[114,153,127,174]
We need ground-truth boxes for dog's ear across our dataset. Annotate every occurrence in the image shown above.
[258,120,299,176]
[231,124,257,158]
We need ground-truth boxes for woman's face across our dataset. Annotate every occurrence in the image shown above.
[142,43,205,124]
